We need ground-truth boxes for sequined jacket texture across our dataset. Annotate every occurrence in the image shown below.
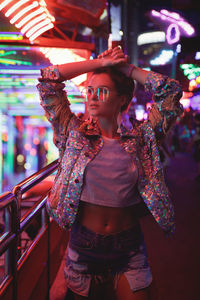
[37,66,183,234]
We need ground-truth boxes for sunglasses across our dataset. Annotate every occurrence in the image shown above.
[82,86,110,102]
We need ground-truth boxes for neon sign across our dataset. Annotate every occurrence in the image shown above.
[180,64,200,80]
[0,32,23,40]
[150,49,174,65]
[166,23,180,45]
[151,9,195,44]
[137,31,165,46]
[0,48,32,65]
[39,47,87,87]
[0,0,55,42]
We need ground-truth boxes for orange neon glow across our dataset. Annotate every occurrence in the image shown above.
[26,18,51,37]
[29,23,53,41]
[180,98,191,108]
[0,0,54,42]
[10,1,39,24]
[39,47,88,86]
[196,76,200,84]
[5,0,30,17]
[0,0,13,11]
[24,143,31,151]
[2,132,8,142]
[30,148,37,156]
[21,13,47,34]
[189,80,197,91]
[16,7,44,28]
[33,137,40,145]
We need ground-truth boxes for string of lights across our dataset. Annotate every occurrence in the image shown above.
[0,0,55,42]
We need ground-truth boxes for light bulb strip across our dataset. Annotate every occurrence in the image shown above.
[21,13,47,34]
[10,1,39,24]
[0,0,13,11]
[5,0,31,17]
[29,23,53,41]
[16,7,44,28]
[26,18,51,38]
[1,0,54,42]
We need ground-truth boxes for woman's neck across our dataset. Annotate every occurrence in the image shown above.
[97,116,120,139]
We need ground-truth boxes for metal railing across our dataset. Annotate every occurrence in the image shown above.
[0,159,59,300]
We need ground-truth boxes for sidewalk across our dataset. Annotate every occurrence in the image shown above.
[141,152,200,300]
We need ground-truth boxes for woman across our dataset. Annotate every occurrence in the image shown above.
[37,46,183,300]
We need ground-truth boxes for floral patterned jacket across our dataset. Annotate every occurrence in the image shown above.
[37,66,183,234]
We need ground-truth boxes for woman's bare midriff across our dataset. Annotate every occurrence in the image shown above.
[76,201,140,235]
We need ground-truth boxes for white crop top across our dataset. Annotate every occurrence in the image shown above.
[80,136,141,207]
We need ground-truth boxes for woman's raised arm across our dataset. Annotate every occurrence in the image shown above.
[57,47,128,81]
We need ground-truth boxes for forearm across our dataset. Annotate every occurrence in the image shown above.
[58,59,104,81]
[129,65,149,85]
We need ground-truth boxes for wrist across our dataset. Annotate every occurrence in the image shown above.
[98,57,110,68]
[126,64,136,77]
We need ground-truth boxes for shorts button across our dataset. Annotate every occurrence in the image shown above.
[75,178,79,183]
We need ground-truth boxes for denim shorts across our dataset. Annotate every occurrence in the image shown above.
[64,221,152,297]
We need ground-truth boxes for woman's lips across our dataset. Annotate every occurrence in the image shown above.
[89,105,99,108]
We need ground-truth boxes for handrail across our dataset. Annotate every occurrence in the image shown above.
[0,192,17,209]
[0,191,19,299]
[0,192,18,255]
[20,197,46,233]
[13,159,59,195]
[0,159,59,300]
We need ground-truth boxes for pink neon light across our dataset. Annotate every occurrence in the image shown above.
[166,23,180,44]
[21,13,47,34]
[16,7,44,28]
[178,21,194,35]
[29,23,53,41]
[26,18,51,37]
[10,1,39,24]
[161,9,180,20]
[0,0,13,11]
[5,0,30,17]
[151,9,195,36]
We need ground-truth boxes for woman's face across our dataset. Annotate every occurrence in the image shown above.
[86,73,125,119]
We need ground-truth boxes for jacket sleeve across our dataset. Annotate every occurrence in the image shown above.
[144,71,183,139]
[36,65,74,150]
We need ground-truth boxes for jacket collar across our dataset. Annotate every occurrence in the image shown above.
[77,118,137,138]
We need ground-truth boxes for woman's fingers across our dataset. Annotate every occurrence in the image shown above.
[98,46,128,67]
[98,46,124,59]
[98,48,113,58]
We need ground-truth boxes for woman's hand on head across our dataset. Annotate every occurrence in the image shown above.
[98,46,135,77]
[98,46,128,67]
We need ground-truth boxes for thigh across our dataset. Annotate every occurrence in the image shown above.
[116,275,152,300]
[72,277,117,300]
